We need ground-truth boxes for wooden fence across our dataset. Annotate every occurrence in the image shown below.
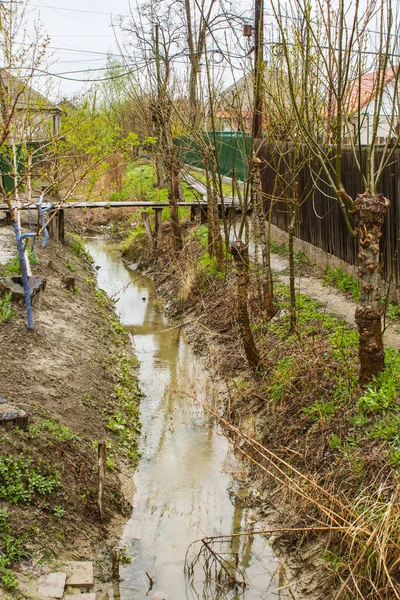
[260,143,400,285]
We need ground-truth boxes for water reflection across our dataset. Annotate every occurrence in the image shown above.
[86,239,289,600]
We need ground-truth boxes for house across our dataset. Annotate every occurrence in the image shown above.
[215,72,256,132]
[0,71,62,194]
[340,67,399,145]
[0,70,62,142]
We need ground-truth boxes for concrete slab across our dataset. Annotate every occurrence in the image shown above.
[67,594,96,600]
[64,561,94,587]
[38,572,66,598]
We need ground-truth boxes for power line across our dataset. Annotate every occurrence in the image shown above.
[30,2,128,17]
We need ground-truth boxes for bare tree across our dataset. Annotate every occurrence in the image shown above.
[271,0,400,383]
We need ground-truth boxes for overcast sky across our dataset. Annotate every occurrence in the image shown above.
[25,0,257,100]
[28,0,137,98]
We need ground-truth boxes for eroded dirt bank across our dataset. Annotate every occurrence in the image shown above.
[0,232,141,598]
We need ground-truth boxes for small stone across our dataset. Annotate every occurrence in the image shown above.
[64,561,94,588]
[5,411,18,420]
[0,403,28,430]
[38,572,66,598]
[0,397,7,404]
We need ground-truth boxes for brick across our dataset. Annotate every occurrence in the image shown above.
[64,561,94,587]
[38,572,66,598]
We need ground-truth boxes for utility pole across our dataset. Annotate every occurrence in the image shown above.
[252,0,264,141]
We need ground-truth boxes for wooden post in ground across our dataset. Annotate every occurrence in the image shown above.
[48,209,60,242]
[200,205,208,224]
[190,205,201,223]
[141,211,154,251]
[153,207,163,249]
[97,440,106,524]
[58,209,65,243]
[112,547,120,580]
[5,211,11,225]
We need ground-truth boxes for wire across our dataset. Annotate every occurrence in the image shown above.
[30,3,128,17]
[32,1,110,32]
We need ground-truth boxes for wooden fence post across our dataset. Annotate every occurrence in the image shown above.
[153,207,163,249]
[48,209,59,242]
[58,209,65,243]
[141,211,154,251]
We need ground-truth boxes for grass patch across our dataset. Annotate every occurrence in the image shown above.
[323,266,360,301]
[111,162,198,204]
[2,255,20,276]
[187,170,232,197]
[29,418,75,444]
[68,233,93,262]
[0,292,15,323]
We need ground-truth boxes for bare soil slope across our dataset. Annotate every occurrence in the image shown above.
[0,233,141,596]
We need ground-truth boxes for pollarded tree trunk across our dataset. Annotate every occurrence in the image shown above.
[351,192,390,384]
[231,241,260,370]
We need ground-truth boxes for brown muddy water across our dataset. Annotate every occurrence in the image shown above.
[86,239,290,600]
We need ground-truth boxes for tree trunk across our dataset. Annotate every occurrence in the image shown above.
[204,154,224,266]
[352,192,390,384]
[167,161,183,251]
[288,213,297,335]
[231,241,260,369]
[288,183,299,335]
[253,157,275,317]
[154,155,166,188]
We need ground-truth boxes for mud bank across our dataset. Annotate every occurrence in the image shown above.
[0,233,141,598]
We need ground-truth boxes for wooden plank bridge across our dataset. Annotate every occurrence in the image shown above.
[0,172,244,244]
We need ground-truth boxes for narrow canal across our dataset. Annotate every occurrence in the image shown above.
[86,238,289,600]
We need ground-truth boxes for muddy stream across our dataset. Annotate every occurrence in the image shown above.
[86,239,289,600]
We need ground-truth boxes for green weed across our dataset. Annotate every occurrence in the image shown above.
[65,262,75,272]
[106,354,142,465]
[270,239,288,255]
[196,253,224,281]
[119,225,146,254]
[383,299,400,320]
[323,267,360,301]
[269,356,295,402]
[53,505,65,518]
[356,349,400,413]
[29,418,74,443]
[302,399,338,421]
[329,433,343,449]
[69,233,93,261]
[357,380,397,413]
[0,292,15,323]
[0,509,31,591]
[0,455,59,504]
[3,255,20,276]
[293,250,308,264]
